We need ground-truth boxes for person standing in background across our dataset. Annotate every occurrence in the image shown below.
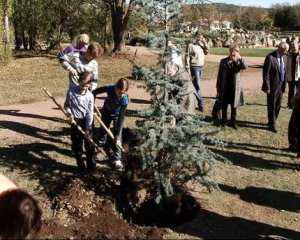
[287,41,300,109]
[186,31,209,112]
[216,45,247,129]
[262,42,289,133]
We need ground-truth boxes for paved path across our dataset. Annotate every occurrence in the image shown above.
[0,59,263,142]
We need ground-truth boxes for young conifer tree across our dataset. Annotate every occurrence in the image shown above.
[130,0,219,203]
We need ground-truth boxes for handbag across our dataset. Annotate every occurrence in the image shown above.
[212,97,222,122]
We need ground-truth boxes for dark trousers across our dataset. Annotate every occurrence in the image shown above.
[288,81,300,108]
[288,105,300,150]
[267,91,283,128]
[288,108,297,148]
[190,66,204,110]
[222,103,237,123]
[288,82,295,108]
[71,119,96,171]
[98,112,122,162]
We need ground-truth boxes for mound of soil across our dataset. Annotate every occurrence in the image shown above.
[38,179,165,239]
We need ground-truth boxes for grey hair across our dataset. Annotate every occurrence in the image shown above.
[72,33,90,47]
[278,41,289,50]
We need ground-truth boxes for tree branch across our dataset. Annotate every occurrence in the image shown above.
[123,0,136,27]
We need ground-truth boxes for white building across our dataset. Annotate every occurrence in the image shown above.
[210,20,233,31]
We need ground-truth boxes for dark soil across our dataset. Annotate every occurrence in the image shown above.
[37,178,166,239]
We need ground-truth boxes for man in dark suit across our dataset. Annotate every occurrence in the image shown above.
[262,42,289,133]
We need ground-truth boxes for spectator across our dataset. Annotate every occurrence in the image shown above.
[287,41,300,109]
[262,42,289,133]
[0,174,42,239]
[186,31,209,112]
[216,44,247,129]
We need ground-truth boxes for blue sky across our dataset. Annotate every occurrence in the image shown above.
[210,0,300,7]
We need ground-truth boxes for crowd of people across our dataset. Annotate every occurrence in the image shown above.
[187,31,300,158]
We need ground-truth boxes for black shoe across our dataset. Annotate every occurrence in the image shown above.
[221,119,227,127]
[228,121,238,130]
[268,126,277,133]
[76,167,87,176]
[288,145,297,152]
[86,164,96,174]
[198,105,204,112]
[213,119,221,126]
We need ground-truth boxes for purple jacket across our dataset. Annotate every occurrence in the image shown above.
[63,44,87,55]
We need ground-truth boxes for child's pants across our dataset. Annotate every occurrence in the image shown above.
[71,119,96,171]
[98,112,122,162]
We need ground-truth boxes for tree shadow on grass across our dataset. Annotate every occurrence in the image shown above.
[0,120,68,144]
[211,149,300,171]
[0,109,64,123]
[220,184,300,213]
[13,51,57,60]
[245,102,288,110]
[175,208,300,239]
[223,141,294,158]
[0,141,116,200]
[0,142,76,199]
[225,141,288,152]
[236,120,269,130]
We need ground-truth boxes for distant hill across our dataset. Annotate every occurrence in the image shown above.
[182,2,269,22]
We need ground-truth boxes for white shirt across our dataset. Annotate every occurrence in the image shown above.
[58,52,99,91]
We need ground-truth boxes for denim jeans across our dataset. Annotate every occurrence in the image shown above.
[98,111,122,162]
[190,66,204,110]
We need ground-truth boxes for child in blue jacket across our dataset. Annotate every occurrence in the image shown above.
[93,78,129,169]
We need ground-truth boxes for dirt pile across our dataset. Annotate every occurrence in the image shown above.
[39,178,165,239]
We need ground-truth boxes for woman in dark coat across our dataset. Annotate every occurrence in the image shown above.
[216,45,247,129]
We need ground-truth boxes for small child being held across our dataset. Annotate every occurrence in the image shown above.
[93,78,129,169]
[58,42,101,91]
[64,71,96,173]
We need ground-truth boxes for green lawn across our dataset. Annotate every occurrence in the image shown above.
[210,48,275,58]
[0,53,133,106]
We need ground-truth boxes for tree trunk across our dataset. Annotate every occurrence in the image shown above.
[112,26,125,52]
[2,0,10,51]
[111,8,125,53]
[13,21,22,50]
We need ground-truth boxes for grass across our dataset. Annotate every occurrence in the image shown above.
[0,53,134,106]
[203,61,219,81]
[210,48,275,58]
[0,49,215,106]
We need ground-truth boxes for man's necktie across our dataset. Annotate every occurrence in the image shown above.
[280,57,285,82]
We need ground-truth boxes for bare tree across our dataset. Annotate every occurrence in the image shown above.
[2,0,10,53]
[101,0,137,52]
